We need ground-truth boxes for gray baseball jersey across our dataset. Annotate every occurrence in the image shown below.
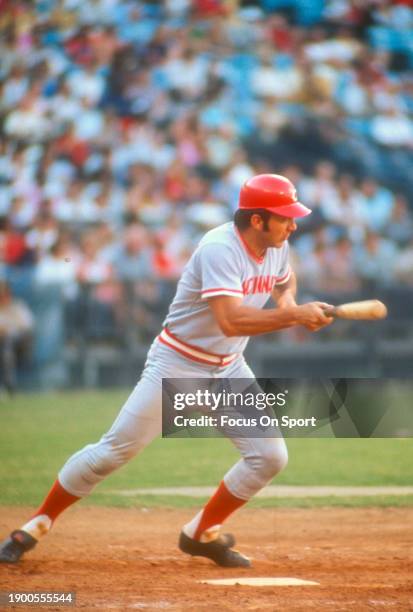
[161,222,291,360]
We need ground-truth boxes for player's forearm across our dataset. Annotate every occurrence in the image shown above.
[222,274,299,336]
[221,304,301,337]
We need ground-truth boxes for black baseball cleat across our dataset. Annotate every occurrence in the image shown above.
[179,531,251,568]
[0,530,38,563]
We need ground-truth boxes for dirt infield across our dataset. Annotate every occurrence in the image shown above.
[1,507,412,611]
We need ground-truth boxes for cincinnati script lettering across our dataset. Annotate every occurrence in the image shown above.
[242,275,279,295]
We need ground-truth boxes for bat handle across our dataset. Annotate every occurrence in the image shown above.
[323,306,337,318]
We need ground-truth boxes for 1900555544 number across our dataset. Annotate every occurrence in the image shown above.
[0,592,76,606]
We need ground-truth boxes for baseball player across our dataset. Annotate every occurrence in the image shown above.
[0,174,333,567]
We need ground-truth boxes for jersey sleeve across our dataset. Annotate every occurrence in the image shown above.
[199,243,244,300]
[273,242,292,285]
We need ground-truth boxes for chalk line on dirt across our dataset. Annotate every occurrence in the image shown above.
[200,577,320,586]
[103,485,413,498]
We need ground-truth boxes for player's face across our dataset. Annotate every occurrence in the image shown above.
[264,214,297,247]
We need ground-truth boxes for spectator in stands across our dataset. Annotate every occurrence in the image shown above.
[358,177,395,233]
[0,279,34,394]
[113,222,150,283]
[296,242,331,296]
[321,174,365,242]
[52,179,98,226]
[34,237,78,295]
[355,230,399,291]
[321,235,362,296]
[0,216,32,267]
[7,195,39,230]
[3,91,53,144]
[76,231,122,340]
[26,209,60,257]
[370,105,413,148]
[385,194,413,247]
[394,237,413,286]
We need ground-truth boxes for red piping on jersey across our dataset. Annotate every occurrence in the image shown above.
[274,268,291,285]
[158,327,238,367]
[202,287,244,296]
[234,227,265,264]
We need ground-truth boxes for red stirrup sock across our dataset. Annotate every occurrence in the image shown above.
[193,481,247,541]
[33,479,80,522]
[20,479,80,540]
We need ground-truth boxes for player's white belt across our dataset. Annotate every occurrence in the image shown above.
[158,328,238,368]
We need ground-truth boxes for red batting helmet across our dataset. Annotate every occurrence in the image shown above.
[239,174,311,218]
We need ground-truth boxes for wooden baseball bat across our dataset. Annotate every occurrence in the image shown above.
[323,299,388,320]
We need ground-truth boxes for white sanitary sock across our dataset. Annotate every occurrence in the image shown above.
[20,514,52,540]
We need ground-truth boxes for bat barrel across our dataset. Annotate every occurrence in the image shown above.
[328,300,387,320]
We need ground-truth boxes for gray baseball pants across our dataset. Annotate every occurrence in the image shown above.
[59,340,288,501]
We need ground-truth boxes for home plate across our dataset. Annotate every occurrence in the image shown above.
[200,578,319,587]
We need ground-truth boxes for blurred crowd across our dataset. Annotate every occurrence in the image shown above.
[1,0,413,387]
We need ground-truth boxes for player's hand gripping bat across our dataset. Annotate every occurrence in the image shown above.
[323,299,387,320]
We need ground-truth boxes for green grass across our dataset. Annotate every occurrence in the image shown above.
[0,390,412,508]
